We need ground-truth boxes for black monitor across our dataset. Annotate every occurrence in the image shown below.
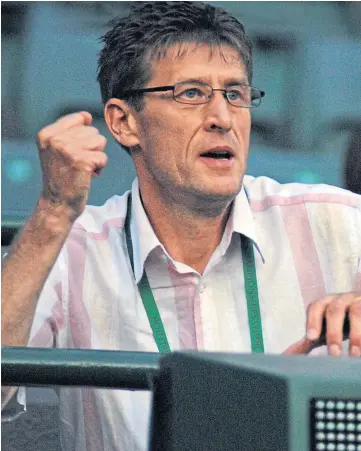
[149,352,361,451]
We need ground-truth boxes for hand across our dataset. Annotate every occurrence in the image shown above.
[37,112,108,220]
[283,292,361,357]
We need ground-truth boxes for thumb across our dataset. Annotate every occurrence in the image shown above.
[282,336,316,355]
[79,111,93,126]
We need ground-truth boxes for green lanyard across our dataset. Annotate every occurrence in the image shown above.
[125,195,264,354]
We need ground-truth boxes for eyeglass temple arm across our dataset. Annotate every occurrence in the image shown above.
[252,90,265,100]
[117,86,265,99]
[118,86,175,97]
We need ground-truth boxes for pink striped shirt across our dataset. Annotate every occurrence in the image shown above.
[26,175,361,451]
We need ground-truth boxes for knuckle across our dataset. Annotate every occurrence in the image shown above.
[349,302,361,316]
[48,135,63,150]
[96,152,108,165]
[88,135,107,151]
[326,298,344,316]
[81,126,98,137]
[98,135,107,148]
[306,300,325,324]
[37,129,51,147]
[88,126,100,135]
[83,165,94,175]
[326,328,342,343]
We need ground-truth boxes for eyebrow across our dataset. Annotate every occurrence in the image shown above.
[174,77,249,86]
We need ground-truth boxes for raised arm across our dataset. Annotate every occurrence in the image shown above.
[1,111,107,348]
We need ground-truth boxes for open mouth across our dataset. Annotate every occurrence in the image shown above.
[200,151,233,160]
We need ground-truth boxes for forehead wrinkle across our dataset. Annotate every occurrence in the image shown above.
[145,42,247,87]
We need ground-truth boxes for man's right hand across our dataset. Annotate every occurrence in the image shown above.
[37,111,108,221]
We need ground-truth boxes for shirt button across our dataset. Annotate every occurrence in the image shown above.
[199,282,206,293]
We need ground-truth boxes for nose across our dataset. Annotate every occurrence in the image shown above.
[203,91,232,133]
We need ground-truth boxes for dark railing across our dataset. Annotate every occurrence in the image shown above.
[1,347,161,390]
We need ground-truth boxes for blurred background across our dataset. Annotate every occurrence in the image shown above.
[1,2,361,450]
[2,1,361,232]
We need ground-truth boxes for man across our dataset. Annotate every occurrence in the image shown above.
[2,2,361,450]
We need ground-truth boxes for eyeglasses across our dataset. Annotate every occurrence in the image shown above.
[117,81,265,108]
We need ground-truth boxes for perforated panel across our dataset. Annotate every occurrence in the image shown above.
[310,398,361,451]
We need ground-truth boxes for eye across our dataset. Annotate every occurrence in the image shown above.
[227,89,242,101]
[174,83,210,103]
[186,88,202,98]
[226,86,251,106]
[179,88,204,99]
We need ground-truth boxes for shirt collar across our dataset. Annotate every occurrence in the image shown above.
[130,179,169,283]
[227,185,265,263]
[129,179,265,283]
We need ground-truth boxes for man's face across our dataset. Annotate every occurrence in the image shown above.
[134,43,251,203]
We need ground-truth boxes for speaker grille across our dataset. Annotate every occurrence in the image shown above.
[310,398,361,451]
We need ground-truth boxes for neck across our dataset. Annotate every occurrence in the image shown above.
[137,181,232,275]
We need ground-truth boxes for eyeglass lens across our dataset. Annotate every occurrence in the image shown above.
[173,82,261,107]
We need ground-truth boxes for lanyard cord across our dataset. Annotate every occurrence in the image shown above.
[124,194,264,353]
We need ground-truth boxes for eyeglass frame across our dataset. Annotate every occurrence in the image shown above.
[116,81,265,108]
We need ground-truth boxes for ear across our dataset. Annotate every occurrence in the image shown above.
[104,98,140,149]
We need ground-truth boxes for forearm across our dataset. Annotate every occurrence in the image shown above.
[1,197,74,347]
[1,387,20,411]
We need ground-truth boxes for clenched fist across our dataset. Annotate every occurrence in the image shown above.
[37,112,107,220]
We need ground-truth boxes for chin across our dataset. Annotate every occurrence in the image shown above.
[194,180,242,201]
[209,176,243,195]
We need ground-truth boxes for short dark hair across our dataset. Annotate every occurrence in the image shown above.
[97,1,253,111]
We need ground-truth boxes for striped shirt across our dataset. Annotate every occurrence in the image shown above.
[25,175,361,451]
